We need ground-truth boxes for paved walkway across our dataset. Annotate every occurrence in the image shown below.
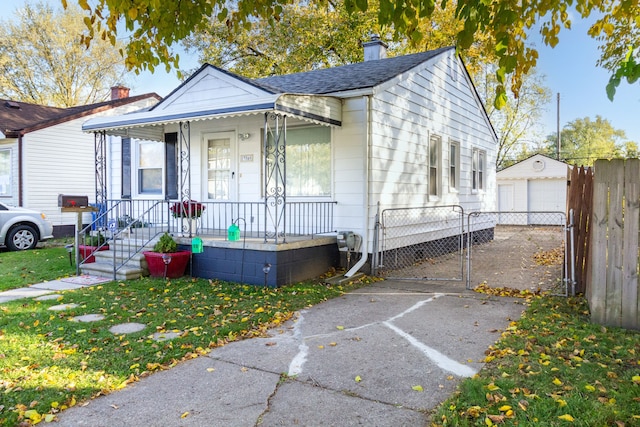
[7,278,525,427]
[0,275,112,304]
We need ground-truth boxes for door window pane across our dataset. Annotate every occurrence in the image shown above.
[207,137,230,199]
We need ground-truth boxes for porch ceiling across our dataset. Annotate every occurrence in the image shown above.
[82,94,342,140]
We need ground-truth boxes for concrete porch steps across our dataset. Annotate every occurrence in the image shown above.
[79,237,160,281]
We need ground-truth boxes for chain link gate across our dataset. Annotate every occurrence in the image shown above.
[466,211,572,296]
[374,205,465,281]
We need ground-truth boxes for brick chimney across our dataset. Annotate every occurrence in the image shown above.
[363,34,388,61]
[110,85,130,100]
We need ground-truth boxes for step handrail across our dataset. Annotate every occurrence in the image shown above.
[78,200,169,279]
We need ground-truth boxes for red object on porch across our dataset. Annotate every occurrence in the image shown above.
[143,250,191,278]
[79,244,109,263]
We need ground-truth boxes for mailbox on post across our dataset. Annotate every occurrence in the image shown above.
[58,194,89,208]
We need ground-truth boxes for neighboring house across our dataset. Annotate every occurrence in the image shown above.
[0,88,161,236]
[496,153,571,223]
[82,38,498,286]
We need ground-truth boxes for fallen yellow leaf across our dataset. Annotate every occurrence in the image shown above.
[181,411,189,418]
[558,414,575,422]
[336,326,344,330]
[552,377,562,386]
[412,385,424,392]
[355,375,362,382]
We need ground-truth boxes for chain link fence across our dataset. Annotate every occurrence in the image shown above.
[374,205,465,281]
[467,211,570,296]
[373,208,572,296]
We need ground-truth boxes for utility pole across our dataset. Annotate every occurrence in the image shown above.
[556,93,561,161]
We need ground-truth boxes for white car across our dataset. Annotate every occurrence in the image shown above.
[0,202,54,251]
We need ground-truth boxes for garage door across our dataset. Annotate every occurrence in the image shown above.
[527,179,566,224]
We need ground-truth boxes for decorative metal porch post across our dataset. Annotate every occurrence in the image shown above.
[264,112,287,243]
[94,130,107,215]
[178,121,193,236]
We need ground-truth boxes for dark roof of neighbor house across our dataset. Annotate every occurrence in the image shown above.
[253,46,454,94]
[0,93,161,137]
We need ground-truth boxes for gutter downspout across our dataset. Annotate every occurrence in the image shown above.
[18,134,23,206]
[345,95,371,277]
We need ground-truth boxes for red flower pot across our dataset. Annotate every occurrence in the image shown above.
[79,244,109,263]
[143,250,191,278]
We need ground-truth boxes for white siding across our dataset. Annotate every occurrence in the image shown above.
[22,97,158,228]
[369,50,497,216]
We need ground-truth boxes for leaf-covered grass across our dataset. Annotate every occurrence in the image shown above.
[433,295,640,426]
[0,243,76,292]
[0,274,372,426]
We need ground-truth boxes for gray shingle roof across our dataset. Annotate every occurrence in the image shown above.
[253,46,454,94]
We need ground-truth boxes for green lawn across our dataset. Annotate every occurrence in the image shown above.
[432,294,640,426]
[0,242,76,292]
[0,273,372,426]
[1,247,638,427]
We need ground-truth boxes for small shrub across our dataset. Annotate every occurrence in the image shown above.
[153,233,177,253]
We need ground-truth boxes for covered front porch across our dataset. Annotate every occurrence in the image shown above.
[81,80,345,285]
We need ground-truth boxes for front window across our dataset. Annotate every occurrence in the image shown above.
[268,126,331,197]
[0,149,11,196]
[137,141,163,195]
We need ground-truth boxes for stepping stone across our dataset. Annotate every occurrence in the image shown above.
[72,314,105,322]
[35,294,63,301]
[109,323,146,334]
[151,331,181,341]
[48,303,79,311]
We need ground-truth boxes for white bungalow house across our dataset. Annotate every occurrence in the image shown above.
[0,88,161,236]
[82,39,498,286]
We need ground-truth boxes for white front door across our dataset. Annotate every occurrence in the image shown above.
[203,132,236,201]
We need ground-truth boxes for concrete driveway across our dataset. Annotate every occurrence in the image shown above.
[55,279,525,426]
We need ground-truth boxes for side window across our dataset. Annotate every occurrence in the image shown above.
[429,135,441,197]
[0,149,11,196]
[449,141,459,192]
[472,148,486,192]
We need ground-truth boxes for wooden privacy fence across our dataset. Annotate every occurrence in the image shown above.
[567,165,593,294]
[586,159,640,329]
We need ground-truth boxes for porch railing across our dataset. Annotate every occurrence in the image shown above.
[79,199,337,276]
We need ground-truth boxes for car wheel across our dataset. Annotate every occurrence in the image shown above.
[7,224,38,251]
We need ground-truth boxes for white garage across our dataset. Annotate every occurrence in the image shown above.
[497,154,571,224]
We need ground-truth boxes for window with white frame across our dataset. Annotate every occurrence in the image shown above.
[449,141,459,192]
[267,125,331,197]
[136,141,164,195]
[429,135,441,197]
[472,148,486,192]
[0,149,11,196]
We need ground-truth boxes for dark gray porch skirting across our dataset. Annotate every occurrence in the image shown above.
[177,236,339,287]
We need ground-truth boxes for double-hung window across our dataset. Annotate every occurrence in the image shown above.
[449,141,459,192]
[429,135,441,197]
[136,141,164,195]
[472,148,486,192]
